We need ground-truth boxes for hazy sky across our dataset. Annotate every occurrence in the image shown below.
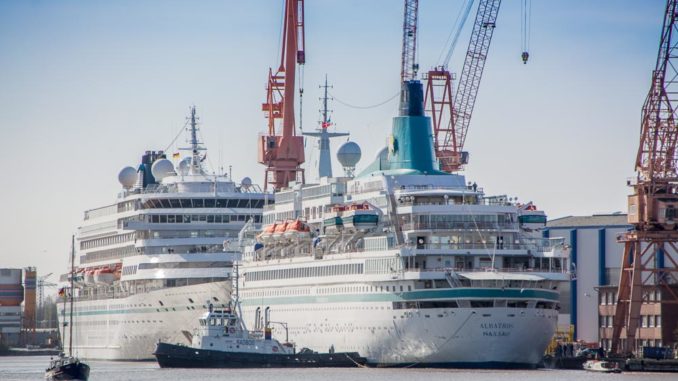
[0,0,666,281]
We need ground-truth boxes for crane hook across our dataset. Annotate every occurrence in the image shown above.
[521,51,529,64]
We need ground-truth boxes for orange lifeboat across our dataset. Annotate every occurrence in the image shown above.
[272,221,289,240]
[84,269,96,284]
[284,219,311,238]
[258,223,277,243]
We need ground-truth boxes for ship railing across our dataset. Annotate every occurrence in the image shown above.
[409,237,566,254]
[394,184,485,194]
[401,221,516,231]
[406,265,567,275]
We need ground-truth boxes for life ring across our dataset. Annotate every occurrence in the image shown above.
[272,346,278,352]
[229,327,235,334]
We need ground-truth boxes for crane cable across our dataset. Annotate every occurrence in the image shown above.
[521,0,532,64]
[329,91,400,110]
[437,0,475,68]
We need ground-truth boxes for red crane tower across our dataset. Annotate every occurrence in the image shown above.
[424,0,502,172]
[259,0,306,191]
[611,0,678,354]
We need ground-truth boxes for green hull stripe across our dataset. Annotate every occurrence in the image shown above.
[241,288,558,306]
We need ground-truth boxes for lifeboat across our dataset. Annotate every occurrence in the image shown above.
[517,203,546,232]
[283,219,311,239]
[323,206,344,234]
[94,267,115,285]
[257,223,277,243]
[84,269,96,285]
[71,268,86,286]
[272,221,289,241]
[342,203,379,232]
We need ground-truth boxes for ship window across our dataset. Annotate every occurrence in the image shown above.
[179,199,191,208]
[214,215,222,223]
[159,215,167,223]
[193,199,204,208]
[159,199,170,208]
[222,215,230,223]
[470,301,493,308]
[168,215,176,223]
[205,199,215,208]
[227,199,239,208]
[151,215,159,223]
[183,215,190,223]
[170,199,181,208]
[216,199,227,208]
[207,216,215,223]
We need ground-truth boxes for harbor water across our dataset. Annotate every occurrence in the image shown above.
[1,356,677,381]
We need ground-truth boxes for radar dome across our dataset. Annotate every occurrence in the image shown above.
[151,158,175,180]
[337,141,362,167]
[118,166,137,188]
[241,177,252,188]
[177,157,191,175]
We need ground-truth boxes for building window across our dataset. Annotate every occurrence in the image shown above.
[641,315,648,328]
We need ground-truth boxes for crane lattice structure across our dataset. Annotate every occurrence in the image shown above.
[611,0,678,355]
[424,0,502,172]
[259,0,306,191]
[401,0,419,83]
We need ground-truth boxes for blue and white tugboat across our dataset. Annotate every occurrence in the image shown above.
[153,267,366,368]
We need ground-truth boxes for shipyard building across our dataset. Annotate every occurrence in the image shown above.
[545,214,678,351]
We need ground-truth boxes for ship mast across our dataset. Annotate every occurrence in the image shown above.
[68,234,75,357]
[180,106,206,175]
[302,75,349,180]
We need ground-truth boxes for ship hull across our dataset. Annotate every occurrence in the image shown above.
[241,297,557,368]
[58,281,231,361]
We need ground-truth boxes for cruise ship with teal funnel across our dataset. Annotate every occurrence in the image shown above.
[238,80,571,368]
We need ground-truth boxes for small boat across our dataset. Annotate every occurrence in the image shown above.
[583,359,622,373]
[154,266,366,368]
[46,236,90,380]
[45,353,90,381]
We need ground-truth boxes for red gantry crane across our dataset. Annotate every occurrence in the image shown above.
[259,0,306,191]
[424,0,502,172]
[611,0,678,355]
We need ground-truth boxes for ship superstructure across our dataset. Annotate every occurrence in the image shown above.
[237,81,570,367]
[58,107,268,360]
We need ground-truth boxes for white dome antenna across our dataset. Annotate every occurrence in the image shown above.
[151,158,175,181]
[118,166,137,189]
[337,141,362,177]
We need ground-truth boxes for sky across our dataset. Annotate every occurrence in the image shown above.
[0,0,667,282]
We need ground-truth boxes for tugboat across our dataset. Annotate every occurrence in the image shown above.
[46,236,90,380]
[153,265,366,368]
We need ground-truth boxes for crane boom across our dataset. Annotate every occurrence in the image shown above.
[448,0,501,158]
[401,0,419,82]
[259,0,306,191]
[610,0,678,355]
[426,0,501,172]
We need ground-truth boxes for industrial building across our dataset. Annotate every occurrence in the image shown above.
[546,213,678,351]
[545,214,629,343]
[0,268,24,346]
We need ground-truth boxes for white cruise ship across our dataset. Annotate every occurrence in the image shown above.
[58,107,267,360]
[238,81,571,368]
